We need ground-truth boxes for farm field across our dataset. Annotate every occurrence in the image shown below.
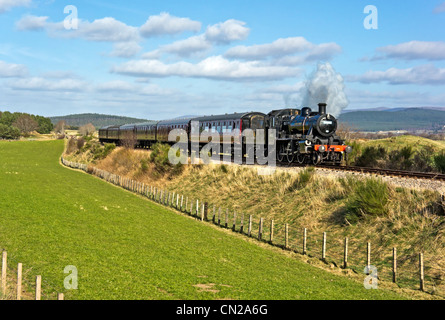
[0,140,407,300]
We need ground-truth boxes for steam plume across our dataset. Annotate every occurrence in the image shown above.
[285,62,348,117]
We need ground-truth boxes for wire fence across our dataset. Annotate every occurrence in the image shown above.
[61,157,445,298]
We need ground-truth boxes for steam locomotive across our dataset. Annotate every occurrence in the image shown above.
[99,103,351,165]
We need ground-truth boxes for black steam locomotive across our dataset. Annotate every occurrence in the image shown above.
[99,103,351,165]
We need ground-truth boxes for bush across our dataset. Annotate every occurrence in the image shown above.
[387,146,413,170]
[0,124,21,140]
[344,178,389,224]
[412,146,435,172]
[77,137,85,149]
[149,143,184,177]
[92,143,116,161]
[434,152,445,173]
[354,146,386,167]
[345,140,362,165]
[66,138,78,154]
[150,143,172,174]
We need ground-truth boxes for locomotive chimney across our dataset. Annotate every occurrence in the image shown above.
[318,103,327,115]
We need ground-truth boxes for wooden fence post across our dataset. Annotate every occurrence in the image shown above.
[17,263,22,300]
[201,203,205,221]
[285,224,289,249]
[419,253,425,292]
[303,228,307,255]
[343,238,349,269]
[270,220,274,244]
[212,206,216,223]
[218,207,221,226]
[35,275,41,300]
[181,195,184,211]
[232,212,237,231]
[258,218,263,240]
[240,213,244,233]
[322,232,327,261]
[367,242,371,268]
[392,247,397,283]
[1,251,6,296]
[196,200,199,215]
[225,209,229,228]
[248,215,252,237]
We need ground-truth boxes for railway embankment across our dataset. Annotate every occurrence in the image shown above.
[63,140,445,298]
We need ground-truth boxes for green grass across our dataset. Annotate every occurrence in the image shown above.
[363,135,445,154]
[0,140,407,300]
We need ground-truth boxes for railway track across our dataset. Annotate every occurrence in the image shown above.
[281,162,445,181]
[209,151,445,182]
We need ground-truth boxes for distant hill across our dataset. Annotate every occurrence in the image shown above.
[342,106,445,113]
[50,113,152,128]
[339,108,445,132]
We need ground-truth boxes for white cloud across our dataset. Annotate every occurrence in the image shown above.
[8,77,88,92]
[17,15,140,43]
[112,55,301,81]
[205,19,250,44]
[225,37,341,64]
[0,0,31,13]
[226,37,311,60]
[75,17,139,42]
[433,2,445,13]
[263,82,306,94]
[111,42,142,58]
[95,80,173,96]
[16,15,48,31]
[142,19,250,59]
[158,35,211,57]
[0,60,28,77]
[374,41,445,61]
[348,64,445,85]
[140,12,201,37]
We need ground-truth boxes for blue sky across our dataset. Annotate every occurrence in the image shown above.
[0,0,444,120]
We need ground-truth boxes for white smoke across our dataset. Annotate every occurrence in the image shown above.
[284,62,348,117]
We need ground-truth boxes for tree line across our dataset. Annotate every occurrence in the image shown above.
[0,111,53,139]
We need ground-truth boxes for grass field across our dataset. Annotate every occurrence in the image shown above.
[362,135,445,154]
[0,140,408,300]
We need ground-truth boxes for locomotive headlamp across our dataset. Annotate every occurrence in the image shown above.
[318,145,326,153]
